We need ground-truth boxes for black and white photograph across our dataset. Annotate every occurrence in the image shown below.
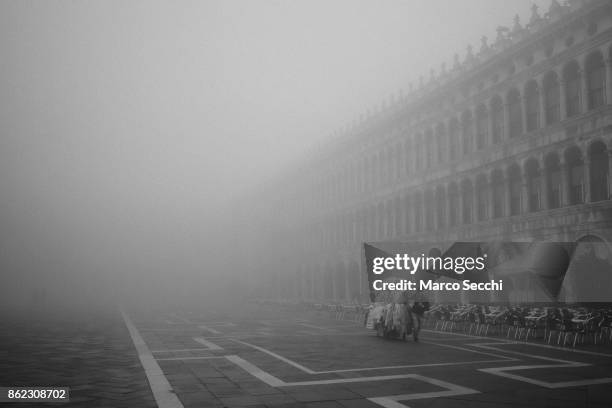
[2,1,612,407]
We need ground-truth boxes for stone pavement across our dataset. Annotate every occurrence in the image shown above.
[2,304,612,407]
[130,305,612,408]
[0,309,156,407]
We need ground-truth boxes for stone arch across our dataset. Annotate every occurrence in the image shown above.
[562,60,581,117]
[524,158,542,212]
[543,70,561,125]
[585,50,606,110]
[544,152,562,209]
[564,145,585,205]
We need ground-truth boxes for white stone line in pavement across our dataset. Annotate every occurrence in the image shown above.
[151,348,211,353]
[193,337,224,351]
[470,342,612,388]
[315,359,511,374]
[426,342,517,360]
[121,311,184,408]
[156,356,227,361]
[198,325,222,335]
[230,339,317,374]
[367,374,480,408]
[231,338,515,374]
[226,355,472,390]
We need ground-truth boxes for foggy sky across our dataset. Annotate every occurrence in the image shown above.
[0,0,548,312]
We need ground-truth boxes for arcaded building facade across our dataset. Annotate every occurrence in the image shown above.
[253,0,612,302]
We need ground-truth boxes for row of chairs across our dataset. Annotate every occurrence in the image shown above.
[426,306,612,348]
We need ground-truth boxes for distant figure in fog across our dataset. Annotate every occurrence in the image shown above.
[411,301,429,342]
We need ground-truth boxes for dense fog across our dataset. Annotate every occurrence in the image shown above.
[0,0,547,316]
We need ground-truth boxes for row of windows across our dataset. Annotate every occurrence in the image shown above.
[313,48,611,210]
[311,141,610,249]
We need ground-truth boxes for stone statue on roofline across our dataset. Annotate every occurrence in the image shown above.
[528,4,544,31]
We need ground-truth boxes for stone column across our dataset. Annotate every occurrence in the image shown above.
[521,93,529,135]
[472,182,480,222]
[584,157,592,203]
[540,166,549,210]
[458,189,465,225]
[538,79,547,127]
[488,180,496,218]
[504,176,512,217]
[521,171,530,214]
[503,102,510,141]
[606,58,612,105]
[446,187,453,226]
[560,162,570,207]
[608,150,612,199]
[559,78,567,121]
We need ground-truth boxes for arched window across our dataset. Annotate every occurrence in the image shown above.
[565,147,584,205]
[490,96,504,144]
[589,141,609,202]
[586,52,606,110]
[525,81,540,131]
[508,164,522,215]
[564,61,581,117]
[543,72,560,124]
[461,111,473,154]
[435,186,446,227]
[448,183,458,226]
[461,179,473,224]
[435,123,446,163]
[475,105,488,150]
[545,153,561,209]
[448,119,459,160]
[491,169,504,217]
[507,89,523,138]
[476,175,488,221]
[525,159,541,212]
